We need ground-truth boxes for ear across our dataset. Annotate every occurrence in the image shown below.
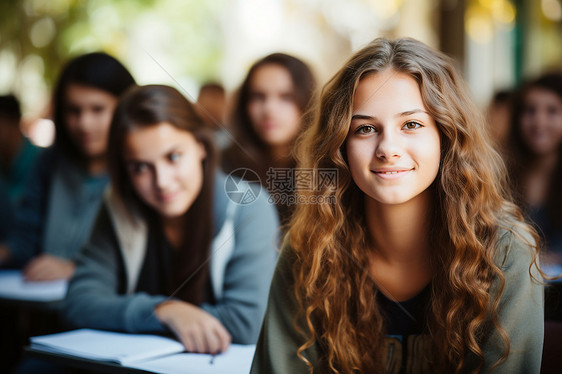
[196,141,207,161]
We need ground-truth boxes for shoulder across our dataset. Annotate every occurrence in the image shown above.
[270,235,299,287]
[26,146,59,177]
[277,235,298,268]
[35,146,63,167]
[493,224,537,273]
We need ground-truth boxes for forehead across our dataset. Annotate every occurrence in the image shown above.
[352,70,424,114]
[525,87,562,106]
[249,64,293,91]
[124,122,196,159]
[65,84,115,105]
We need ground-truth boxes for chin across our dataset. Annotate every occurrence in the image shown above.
[159,209,185,218]
[82,148,105,158]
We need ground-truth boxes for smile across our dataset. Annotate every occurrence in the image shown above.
[371,169,412,179]
[158,191,178,203]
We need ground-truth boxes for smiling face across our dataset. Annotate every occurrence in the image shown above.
[64,84,118,159]
[520,87,562,157]
[345,69,441,207]
[124,122,207,218]
[247,64,302,147]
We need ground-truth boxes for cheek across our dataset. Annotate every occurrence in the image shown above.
[414,140,441,175]
[130,174,153,201]
[174,154,202,188]
[64,114,78,133]
[247,102,261,123]
[520,114,534,129]
[553,113,562,129]
[284,104,301,126]
[98,109,114,132]
[345,141,368,175]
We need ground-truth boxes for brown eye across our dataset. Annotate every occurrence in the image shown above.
[355,125,375,134]
[403,121,422,130]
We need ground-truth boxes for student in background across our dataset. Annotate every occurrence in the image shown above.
[222,53,316,227]
[0,94,40,203]
[0,94,40,240]
[64,85,278,353]
[504,74,562,373]
[196,82,231,150]
[251,38,543,373]
[506,72,562,267]
[486,89,513,152]
[0,52,135,280]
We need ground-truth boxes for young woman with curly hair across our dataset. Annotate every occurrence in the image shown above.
[251,38,544,373]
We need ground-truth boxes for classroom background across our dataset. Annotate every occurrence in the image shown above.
[0,0,561,148]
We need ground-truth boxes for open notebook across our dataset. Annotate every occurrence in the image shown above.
[0,270,67,302]
[30,329,255,373]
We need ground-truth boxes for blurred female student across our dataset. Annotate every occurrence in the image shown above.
[251,38,543,373]
[507,73,562,266]
[64,85,278,353]
[222,53,315,226]
[0,52,135,281]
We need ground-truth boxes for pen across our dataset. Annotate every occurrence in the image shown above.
[209,354,215,365]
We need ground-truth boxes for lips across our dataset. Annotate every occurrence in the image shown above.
[157,191,178,203]
[259,121,277,131]
[371,168,413,179]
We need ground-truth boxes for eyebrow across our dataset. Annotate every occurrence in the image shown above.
[351,109,429,121]
[125,145,182,164]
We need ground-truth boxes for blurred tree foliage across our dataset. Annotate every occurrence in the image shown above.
[0,0,224,94]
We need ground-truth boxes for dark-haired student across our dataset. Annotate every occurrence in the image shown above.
[222,53,316,228]
[0,94,40,240]
[0,52,135,282]
[506,72,562,271]
[63,85,278,353]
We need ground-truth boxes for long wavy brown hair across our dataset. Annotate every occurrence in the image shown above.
[289,37,541,373]
[222,53,316,226]
[108,85,216,305]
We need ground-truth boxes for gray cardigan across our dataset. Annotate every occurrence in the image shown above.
[251,228,544,373]
[63,172,279,344]
[6,147,108,267]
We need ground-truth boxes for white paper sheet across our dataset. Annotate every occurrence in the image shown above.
[30,329,185,365]
[127,344,256,374]
[0,270,67,301]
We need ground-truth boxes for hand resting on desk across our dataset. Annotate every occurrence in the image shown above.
[155,300,232,355]
[23,254,76,281]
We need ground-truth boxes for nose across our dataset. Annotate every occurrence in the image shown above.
[76,111,95,131]
[153,164,173,190]
[263,96,276,115]
[375,129,403,160]
[535,109,551,130]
